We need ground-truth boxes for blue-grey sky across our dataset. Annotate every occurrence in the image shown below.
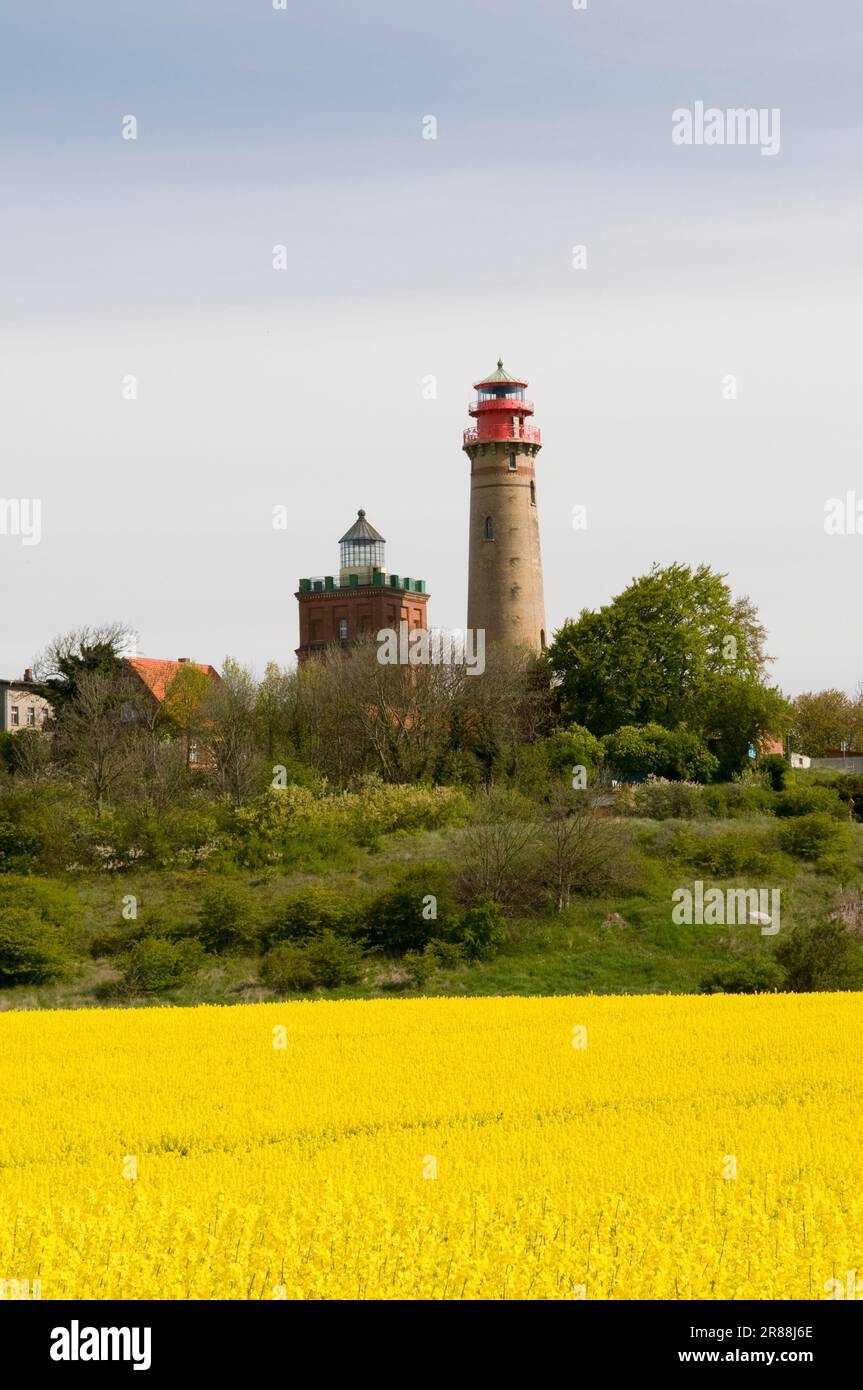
[2,1,863,693]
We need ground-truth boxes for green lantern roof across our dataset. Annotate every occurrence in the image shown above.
[484,358,518,382]
[338,508,385,544]
[474,357,528,388]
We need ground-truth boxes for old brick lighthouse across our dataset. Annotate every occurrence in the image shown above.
[295,511,429,660]
[463,360,547,652]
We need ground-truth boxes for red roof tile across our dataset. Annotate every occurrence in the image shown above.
[125,657,220,703]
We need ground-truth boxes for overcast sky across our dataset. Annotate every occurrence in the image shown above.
[2,0,862,694]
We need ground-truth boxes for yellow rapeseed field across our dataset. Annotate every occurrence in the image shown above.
[1,992,861,1300]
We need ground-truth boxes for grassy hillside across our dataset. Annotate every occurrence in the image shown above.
[3,807,863,1010]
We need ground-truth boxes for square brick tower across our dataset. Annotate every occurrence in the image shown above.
[295,510,429,661]
[463,360,547,652]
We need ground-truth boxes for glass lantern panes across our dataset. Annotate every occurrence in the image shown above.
[340,539,385,570]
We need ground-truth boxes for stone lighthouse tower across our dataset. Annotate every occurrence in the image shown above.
[463,360,547,652]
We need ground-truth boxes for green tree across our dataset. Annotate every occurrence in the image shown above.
[549,564,766,734]
[699,674,792,780]
[33,622,136,714]
[549,563,789,775]
[791,689,860,757]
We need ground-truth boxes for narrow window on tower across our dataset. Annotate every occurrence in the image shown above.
[530,480,536,505]
[540,630,546,649]
[508,452,517,471]
[338,618,349,641]
[484,516,494,541]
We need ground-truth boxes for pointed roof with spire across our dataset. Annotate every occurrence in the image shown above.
[338,508,385,544]
[474,357,528,389]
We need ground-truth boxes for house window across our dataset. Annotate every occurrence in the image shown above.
[338,618,349,640]
[10,705,19,727]
[508,452,517,471]
[27,707,36,726]
[530,480,536,506]
[540,629,546,649]
[484,516,494,541]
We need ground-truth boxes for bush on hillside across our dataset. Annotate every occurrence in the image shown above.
[700,783,776,818]
[363,864,461,953]
[601,725,718,784]
[700,955,785,994]
[90,910,192,959]
[619,778,705,820]
[266,887,360,946]
[777,813,853,863]
[121,936,205,994]
[0,874,83,933]
[261,932,364,992]
[759,753,791,792]
[545,725,604,778]
[195,884,261,954]
[457,897,506,961]
[0,906,74,984]
[665,825,780,876]
[774,920,862,992]
[228,783,468,868]
[774,787,848,821]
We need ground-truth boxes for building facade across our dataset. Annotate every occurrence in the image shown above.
[463,360,547,653]
[0,670,52,732]
[124,656,220,769]
[295,510,429,660]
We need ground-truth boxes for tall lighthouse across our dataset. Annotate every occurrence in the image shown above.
[463,360,547,653]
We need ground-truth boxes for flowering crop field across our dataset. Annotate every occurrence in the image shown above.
[1,993,861,1300]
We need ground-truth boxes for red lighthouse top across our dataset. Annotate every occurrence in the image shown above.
[464,358,541,447]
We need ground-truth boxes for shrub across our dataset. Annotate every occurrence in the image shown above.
[424,939,465,968]
[106,807,221,869]
[701,783,775,819]
[261,932,364,992]
[759,753,790,792]
[621,779,705,820]
[266,888,360,946]
[831,774,863,822]
[545,725,604,778]
[0,906,73,984]
[121,936,204,994]
[302,932,364,987]
[667,825,780,876]
[458,793,535,906]
[700,955,786,994]
[0,821,42,874]
[774,787,848,820]
[454,897,505,961]
[195,884,261,954]
[402,950,435,988]
[0,874,83,933]
[90,910,191,960]
[777,813,853,863]
[774,921,862,992]
[364,864,460,953]
[602,725,718,783]
[260,943,315,992]
[228,783,468,868]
